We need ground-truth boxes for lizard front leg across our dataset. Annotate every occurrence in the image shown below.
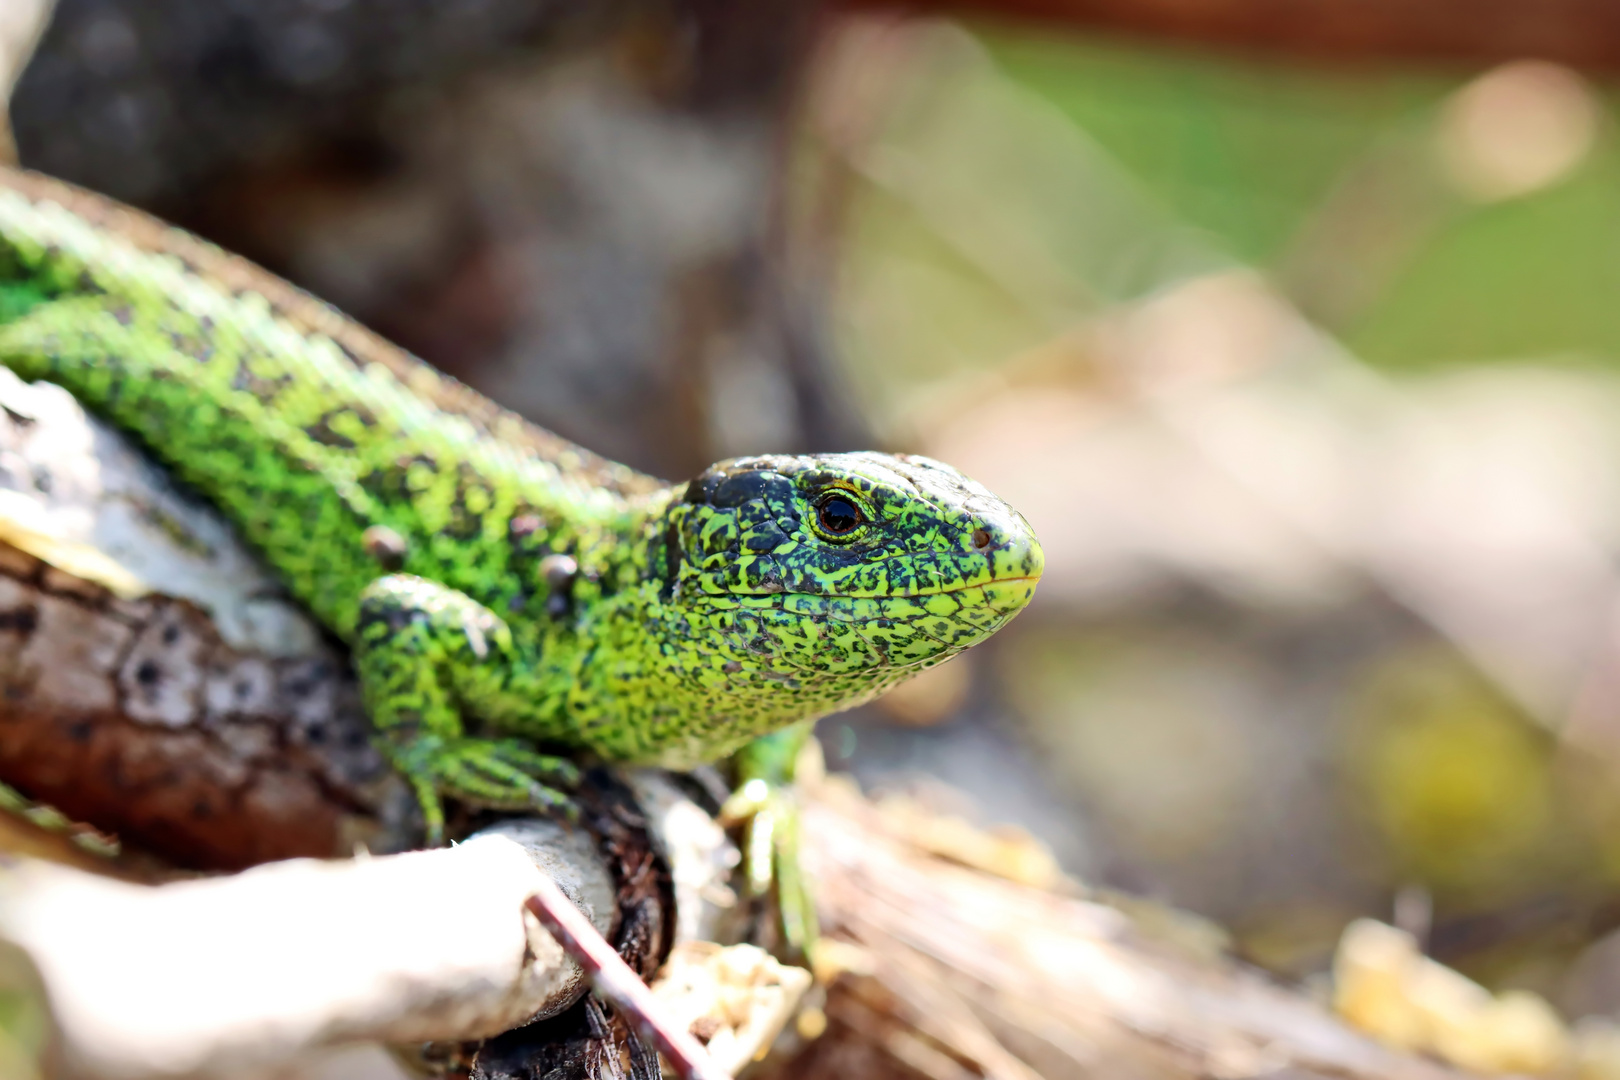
[354,574,579,846]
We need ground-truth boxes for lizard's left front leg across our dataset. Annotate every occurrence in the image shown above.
[354,574,579,846]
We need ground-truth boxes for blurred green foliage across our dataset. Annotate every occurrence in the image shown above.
[1348,164,1620,366]
[843,23,1620,390]
[986,34,1446,265]
[985,28,1620,372]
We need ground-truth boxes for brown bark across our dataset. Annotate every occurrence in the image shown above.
[0,542,408,871]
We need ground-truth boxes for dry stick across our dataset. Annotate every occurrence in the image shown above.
[524,875,733,1080]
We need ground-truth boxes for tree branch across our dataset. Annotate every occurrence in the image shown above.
[1,819,615,1078]
[0,367,415,870]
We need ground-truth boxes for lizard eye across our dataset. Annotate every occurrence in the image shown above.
[816,494,864,536]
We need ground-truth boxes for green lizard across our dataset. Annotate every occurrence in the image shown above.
[0,167,1042,946]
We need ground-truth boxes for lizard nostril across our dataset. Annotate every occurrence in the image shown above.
[971,527,992,552]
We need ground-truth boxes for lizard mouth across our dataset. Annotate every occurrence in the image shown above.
[939,573,1041,592]
[929,575,1041,625]
[768,572,1041,602]
[761,571,1040,643]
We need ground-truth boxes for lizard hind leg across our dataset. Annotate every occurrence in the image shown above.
[722,722,820,957]
[354,573,579,846]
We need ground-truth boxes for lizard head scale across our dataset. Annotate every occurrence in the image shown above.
[623,451,1041,764]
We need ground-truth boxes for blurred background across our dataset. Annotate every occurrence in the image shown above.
[14,0,1620,1023]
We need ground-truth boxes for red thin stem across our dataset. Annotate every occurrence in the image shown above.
[524,877,733,1080]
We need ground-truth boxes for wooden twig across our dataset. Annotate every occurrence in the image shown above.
[525,876,734,1080]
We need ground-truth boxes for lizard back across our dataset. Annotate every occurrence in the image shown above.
[0,166,669,639]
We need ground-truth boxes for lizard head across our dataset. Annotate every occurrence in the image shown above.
[661,451,1041,719]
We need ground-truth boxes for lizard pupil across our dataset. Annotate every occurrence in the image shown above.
[817,495,862,535]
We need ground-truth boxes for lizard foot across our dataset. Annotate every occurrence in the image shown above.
[353,575,580,847]
[391,736,580,847]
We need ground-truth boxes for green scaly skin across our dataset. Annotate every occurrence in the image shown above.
[0,168,1043,946]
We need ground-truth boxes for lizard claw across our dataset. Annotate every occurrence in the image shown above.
[390,736,581,846]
